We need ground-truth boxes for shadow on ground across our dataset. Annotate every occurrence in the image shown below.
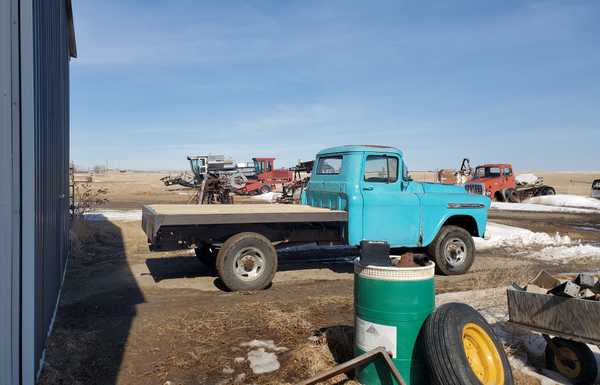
[38,220,144,385]
[144,252,356,285]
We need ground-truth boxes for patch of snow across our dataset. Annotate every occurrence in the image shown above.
[239,339,287,374]
[250,192,282,203]
[246,349,280,374]
[83,209,142,222]
[222,366,234,374]
[524,194,600,211]
[515,173,539,185]
[529,244,600,262]
[474,223,571,250]
[240,339,279,350]
[491,202,597,214]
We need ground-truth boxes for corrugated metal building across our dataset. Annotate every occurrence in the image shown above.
[0,0,76,384]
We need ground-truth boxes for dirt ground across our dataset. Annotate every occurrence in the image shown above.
[39,171,600,385]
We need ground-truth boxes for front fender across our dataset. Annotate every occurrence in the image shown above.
[421,205,489,247]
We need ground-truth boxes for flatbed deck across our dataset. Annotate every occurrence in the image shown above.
[143,204,347,239]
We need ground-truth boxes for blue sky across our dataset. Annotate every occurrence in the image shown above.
[71,0,600,171]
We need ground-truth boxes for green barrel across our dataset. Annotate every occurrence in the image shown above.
[354,260,435,385]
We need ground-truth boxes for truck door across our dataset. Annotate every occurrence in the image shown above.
[361,154,421,247]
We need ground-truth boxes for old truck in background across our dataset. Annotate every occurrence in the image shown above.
[465,163,556,202]
[143,145,490,291]
[592,179,600,200]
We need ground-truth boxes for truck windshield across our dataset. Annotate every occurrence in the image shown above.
[593,180,600,190]
[473,167,501,178]
[316,156,343,175]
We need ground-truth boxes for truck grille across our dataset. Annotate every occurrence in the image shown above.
[464,182,485,195]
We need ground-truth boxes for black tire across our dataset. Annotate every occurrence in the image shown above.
[545,338,597,384]
[505,188,520,203]
[423,303,513,385]
[216,232,277,291]
[260,184,272,194]
[427,225,475,275]
[540,186,556,196]
[495,190,506,202]
[194,244,217,268]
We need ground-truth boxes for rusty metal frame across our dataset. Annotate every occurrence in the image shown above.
[297,346,407,385]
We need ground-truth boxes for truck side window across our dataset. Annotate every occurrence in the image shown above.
[316,156,343,175]
[364,155,398,183]
[504,167,512,176]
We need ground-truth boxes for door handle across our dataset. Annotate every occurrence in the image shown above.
[363,186,374,191]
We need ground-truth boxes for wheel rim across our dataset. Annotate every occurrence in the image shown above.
[462,322,504,385]
[554,347,582,379]
[233,247,265,281]
[444,238,467,266]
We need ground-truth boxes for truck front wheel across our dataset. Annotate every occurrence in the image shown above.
[216,232,278,291]
[428,225,475,275]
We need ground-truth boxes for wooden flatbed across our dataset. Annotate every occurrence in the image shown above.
[143,204,347,238]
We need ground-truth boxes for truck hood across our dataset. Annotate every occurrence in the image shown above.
[419,182,468,194]
[468,177,494,184]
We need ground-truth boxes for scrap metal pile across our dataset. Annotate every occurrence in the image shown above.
[162,155,304,204]
[514,270,600,300]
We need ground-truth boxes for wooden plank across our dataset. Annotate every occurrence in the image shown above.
[144,204,347,226]
[507,289,600,342]
[509,322,600,346]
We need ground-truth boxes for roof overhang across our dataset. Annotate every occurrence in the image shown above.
[66,0,77,58]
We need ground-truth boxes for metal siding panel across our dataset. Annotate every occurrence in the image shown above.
[1,0,22,383]
[26,0,71,378]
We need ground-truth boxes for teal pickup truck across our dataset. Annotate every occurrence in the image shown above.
[142,145,490,291]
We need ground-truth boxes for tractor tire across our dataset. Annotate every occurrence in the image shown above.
[216,232,277,291]
[505,188,520,203]
[259,184,272,194]
[427,225,475,275]
[423,303,513,385]
[195,244,217,268]
[545,338,597,384]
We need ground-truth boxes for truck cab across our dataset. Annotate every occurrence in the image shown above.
[468,163,515,201]
[303,145,490,274]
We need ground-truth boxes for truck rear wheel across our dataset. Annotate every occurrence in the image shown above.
[216,232,277,291]
[428,225,475,275]
[539,186,556,196]
[504,188,519,203]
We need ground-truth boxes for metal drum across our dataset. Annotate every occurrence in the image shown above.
[354,260,435,385]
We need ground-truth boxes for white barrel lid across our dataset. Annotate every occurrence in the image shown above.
[354,258,435,281]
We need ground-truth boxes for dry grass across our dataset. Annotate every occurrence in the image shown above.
[278,326,355,385]
[263,309,314,344]
[513,369,542,385]
[439,265,540,294]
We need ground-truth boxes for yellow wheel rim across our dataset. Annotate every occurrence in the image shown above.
[462,322,505,385]
[554,347,582,379]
